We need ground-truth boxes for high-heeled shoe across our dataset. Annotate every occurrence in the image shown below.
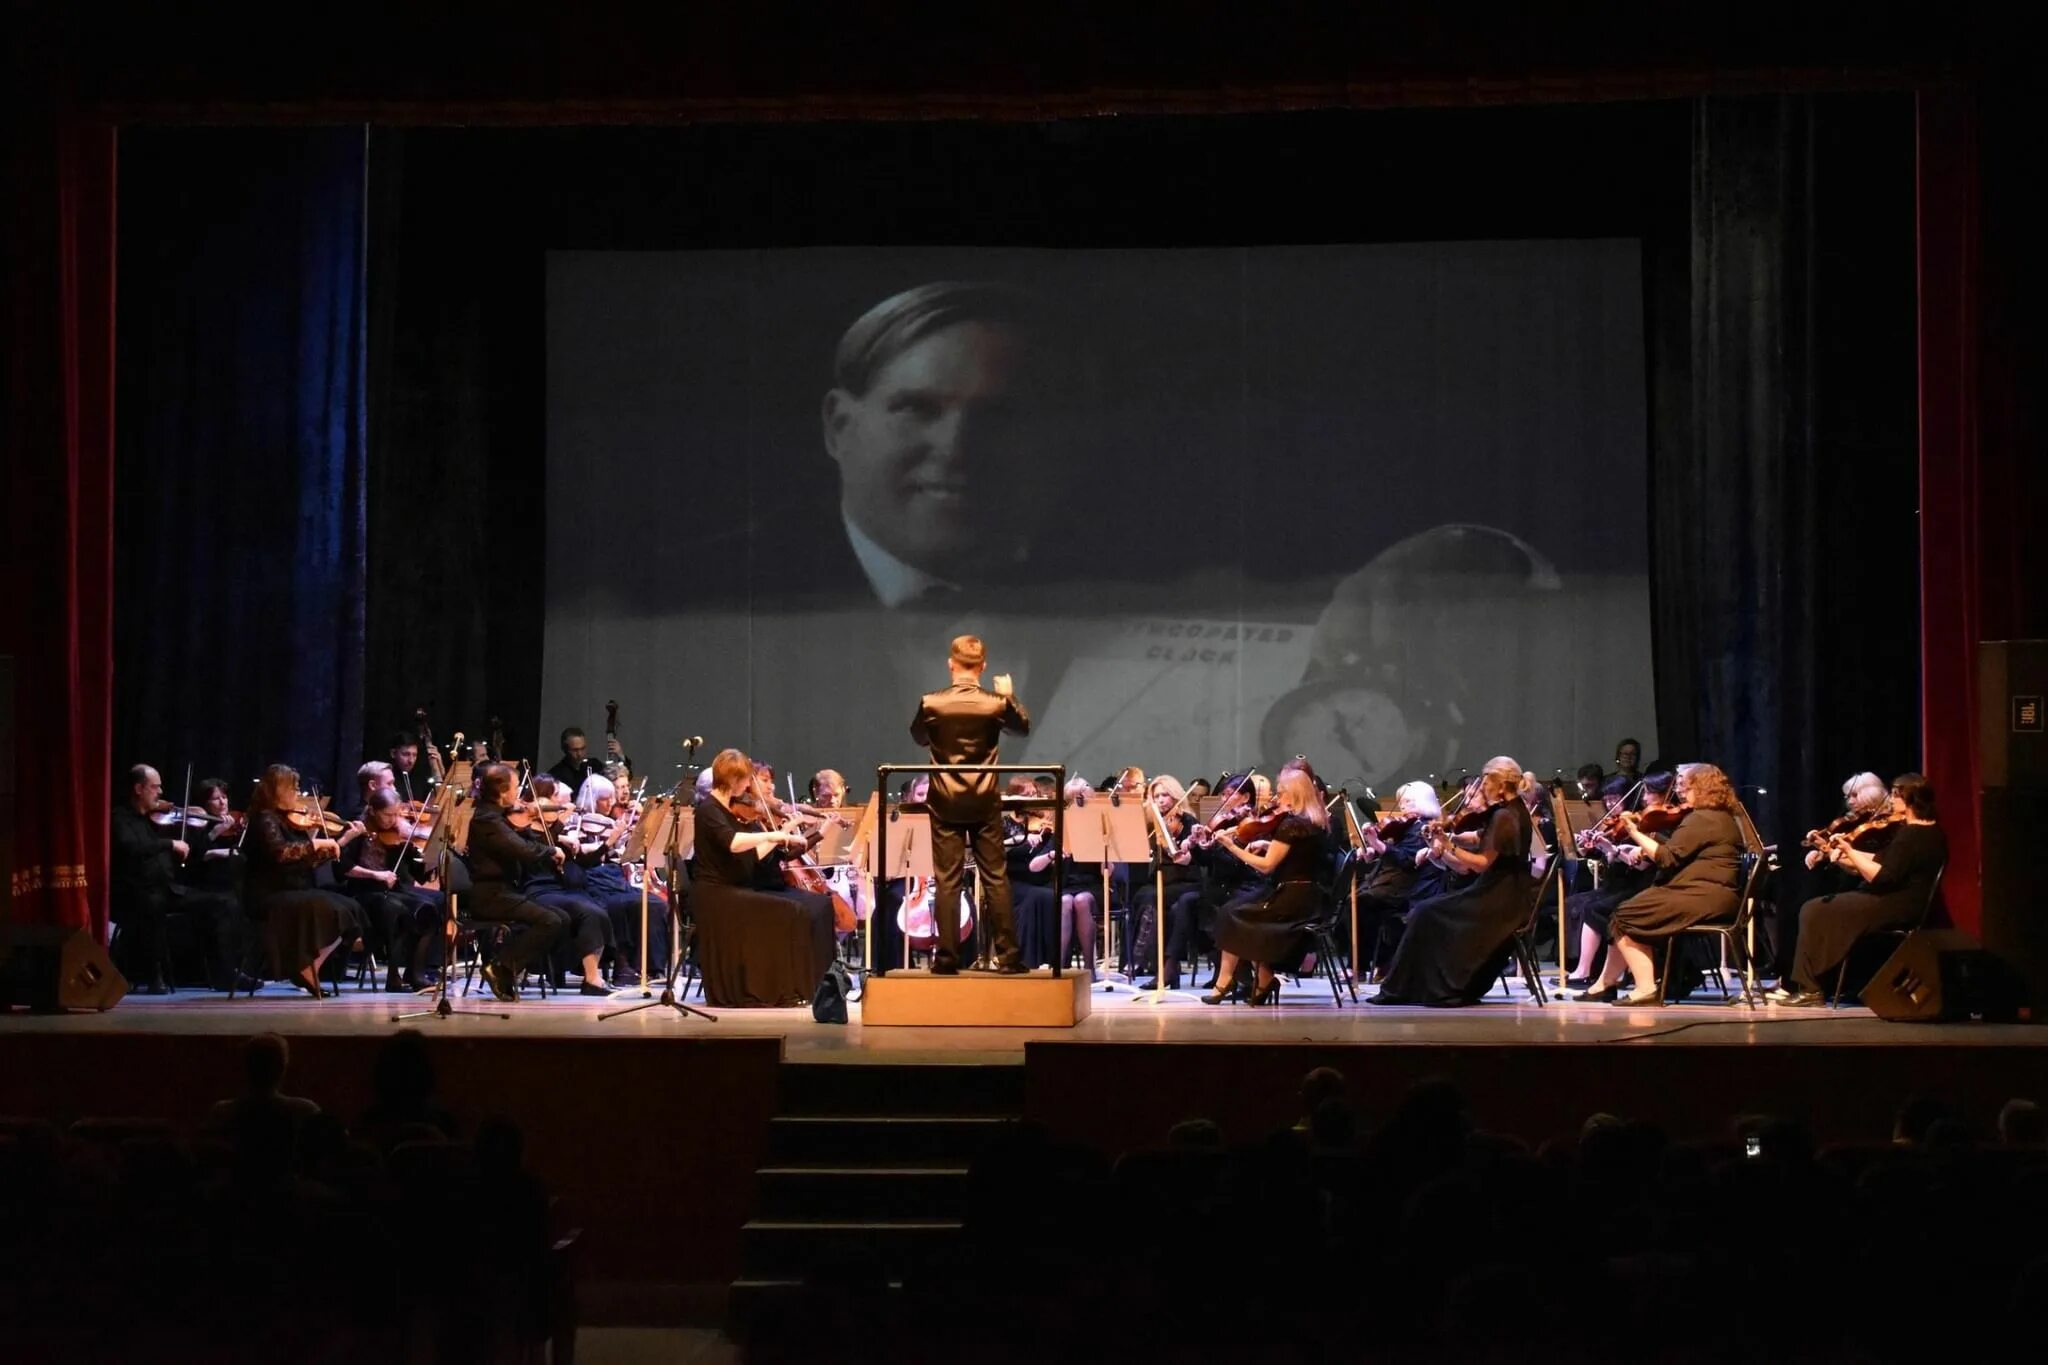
[1247,978,1281,1007]
[293,968,325,1000]
[1201,980,1239,1005]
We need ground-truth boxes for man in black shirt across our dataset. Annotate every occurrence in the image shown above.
[909,635,1030,975]
[465,763,570,1002]
[110,764,249,994]
[547,726,633,802]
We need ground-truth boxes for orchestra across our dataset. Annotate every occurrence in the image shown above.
[108,641,1944,1014]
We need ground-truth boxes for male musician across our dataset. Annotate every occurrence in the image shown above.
[388,732,441,807]
[909,635,1030,974]
[110,764,250,995]
[347,760,397,822]
[1613,738,1643,786]
[464,763,570,1002]
[549,726,632,801]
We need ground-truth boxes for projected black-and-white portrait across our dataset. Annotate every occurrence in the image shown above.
[542,244,1657,795]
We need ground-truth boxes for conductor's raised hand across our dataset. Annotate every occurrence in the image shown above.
[992,673,1014,697]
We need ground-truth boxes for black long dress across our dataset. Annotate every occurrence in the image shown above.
[1606,809,1743,939]
[1790,822,1947,992]
[1374,802,1533,1005]
[691,796,836,1007]
[242,811,368,980]
[1211,814,1330,971]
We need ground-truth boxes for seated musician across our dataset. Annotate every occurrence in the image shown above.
[1771,773,1946,1007]
[570,774,668,987]
[1186,771,1262,986]
[691,748,836,1007]
[1129,775,1202,989]
[464,763,570,1002]
[348,760,395,822]
[388,732,441,808]
[1353,780,1445,977]
[1202,767,1332,1006]
[516,773,619,996]
[242,764,370,999]
[338,788,447,992]
[809,769,849,807]
[1368,757,1535,1007]
[1772,770,1890,980]
[1580,763,1745,1005]
[110,764,249,994]
[1000,774,1063,969]
[1561,772,1670,989]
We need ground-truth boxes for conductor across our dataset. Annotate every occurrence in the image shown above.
[911,635,1031,975]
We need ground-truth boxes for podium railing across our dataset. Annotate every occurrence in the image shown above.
[875,763,1067,978]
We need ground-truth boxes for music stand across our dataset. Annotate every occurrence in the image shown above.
[865,802,935,972]
[1332,791,1369,992]
[599,794,713,1023]
[1064,794,1148,990]
[1547,792,1608,997]
[1130,798,1197,1005]
[392,792,507,1021]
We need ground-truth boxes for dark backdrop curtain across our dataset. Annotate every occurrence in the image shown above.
[1649,94,1920,859]
[113,128,369,799]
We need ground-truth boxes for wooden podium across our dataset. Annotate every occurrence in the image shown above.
[861,968,1092,1027]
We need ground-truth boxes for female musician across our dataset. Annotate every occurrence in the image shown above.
[242,764,369,999]
[1562,771,1673,989]
[1057,778,1104,979]
[1000,775,1063,969]
[515,774,621,996]
[572,773,669,984]
[1353,779,1445,976]
[1775,769,1892,989]
[1186,770,1262,986]
[1772,773,1946,1006]
[691,748,837,1007]
[1581,762,1745,1005]
[1126,775,1204,989]
[338,788,447,993]
[809,769,849,807]
[185,777,246,895]
[1201,767,1330,1006]
[1368,756,1533,1007]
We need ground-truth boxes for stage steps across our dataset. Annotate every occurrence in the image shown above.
[729,1063,1023,1335]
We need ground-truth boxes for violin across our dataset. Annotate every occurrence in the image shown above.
[1372,811,1424,843]
[1625,804,1689,836]
[150,802,211,830]
[505,798,573,832]
[283,789,350,837]
[1225,803,1287,845]
[1823,812,1902,854]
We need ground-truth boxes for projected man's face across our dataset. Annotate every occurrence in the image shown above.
[824,321,1044,582]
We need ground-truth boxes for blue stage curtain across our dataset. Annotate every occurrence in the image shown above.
[113,128,368,800]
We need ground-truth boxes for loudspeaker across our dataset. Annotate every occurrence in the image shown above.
[1863,929,2023,1023]
[1979,640,2048,1016]
[0,925,129,1012]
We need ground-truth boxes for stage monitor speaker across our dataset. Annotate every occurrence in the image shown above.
[0,925,128,1012]
[1862,929,2023,1023]
[1978,639,2048,1017]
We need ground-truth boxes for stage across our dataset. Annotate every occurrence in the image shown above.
[6,970,2044,1058]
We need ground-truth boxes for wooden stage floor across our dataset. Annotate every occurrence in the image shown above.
[7,970,2043,1062]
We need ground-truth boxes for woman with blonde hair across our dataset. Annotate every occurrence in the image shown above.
[1202,767,1331,1006]
[1369,756,1534,1007]
[1583,762,1745,1006]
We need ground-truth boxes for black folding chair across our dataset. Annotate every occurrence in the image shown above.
[1658,849,1772,1007]
[1302,848,1361,1005]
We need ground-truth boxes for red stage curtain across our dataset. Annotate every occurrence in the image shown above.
[1915,90,1981,934]
[2,119,117,938]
